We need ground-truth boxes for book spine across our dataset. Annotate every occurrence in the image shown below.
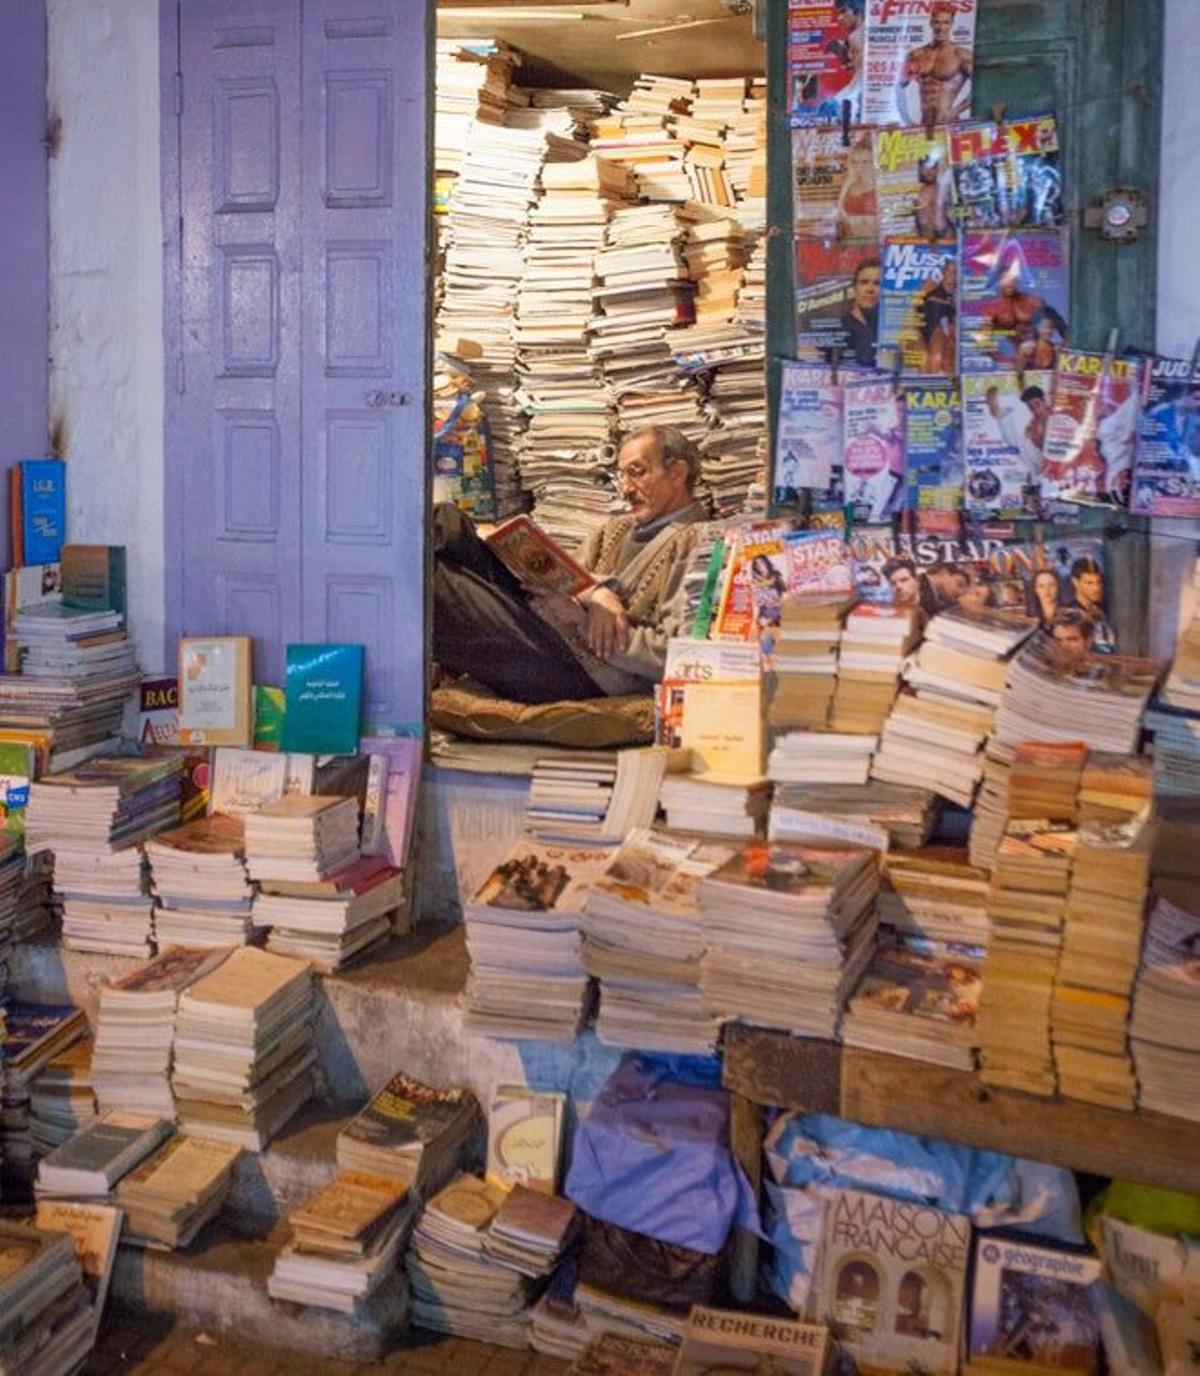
[692,539,726,638]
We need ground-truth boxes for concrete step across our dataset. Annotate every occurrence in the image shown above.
[109,1221,408,1361]
[226,1102,347,1234]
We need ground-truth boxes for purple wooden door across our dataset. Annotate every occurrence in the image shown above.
[164,0,429,731]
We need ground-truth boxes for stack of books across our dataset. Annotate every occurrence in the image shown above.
[268,1169,416,1314]
[767,595,854,732]
[0,1222,93,1373]
[524,748,666,843]
[116,1132,242,1248]
[659,774,770,838]
[26,756,183,956]
[590,74,694,200]
[996,636,1161,754]
[1130,893,1200,1122]
[843,929,984,1069]
[968,738,1016,872]
[0,832,22,971]
[15,850,57,940]
[261,855,405,973]
[1,1002,89,1195]
[171,946,317,1150]
[482,1185,577,1279]
[771,780,937,851]
[832,604,919,733]
[406,1175,531,1349]
[433,39,520,178]
[698,841,880,1036]
[92,945,228,1119]
[35,1110,173,1199]
[874,607,1036,808]
[336,1070,480,1197]
[768,732,876,786]
[879,846,991,946]
[242,795,360,886]
[1144,563,1200,796]
[29,1037,96,1155]
[574,1283,687,1347]
[582,829,736,1054]
[146,815,257,948]
[13,601,137,685]
[463,839,614,1042]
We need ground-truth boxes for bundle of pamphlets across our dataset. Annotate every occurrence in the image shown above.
[115,1132,242,1248]
[29,1037,96,1154]
[698,841,880,1037]
[26,756,184,957]
[335,1069,479,1196]
[1130,893,1200,1122]
[658,774,770,838]
[241,794,361,884]
[261,854,405,973]
[405,1174,531,1349]
[92,945,229,1119]
[581,830,735,1055]
[146,815,258,948]
[35,1111,173,1198]
[268,1169,416,1314]
[463,840,614,1042]
[170,946,317,1150]
[0,1221,93,1374]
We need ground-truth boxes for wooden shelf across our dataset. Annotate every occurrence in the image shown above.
[722,1024,1200,1195]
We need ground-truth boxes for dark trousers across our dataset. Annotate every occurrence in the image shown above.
[431,504,603,704]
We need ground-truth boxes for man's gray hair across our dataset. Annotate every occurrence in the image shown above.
[622,425,701,490]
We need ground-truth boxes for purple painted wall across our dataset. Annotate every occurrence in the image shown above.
[0,2,49,562]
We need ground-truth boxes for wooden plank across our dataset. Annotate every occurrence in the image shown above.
[728,1092,763,1306]
[721,1024,840,1111]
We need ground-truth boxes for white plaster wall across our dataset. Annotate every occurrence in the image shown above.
[48,0,164,672]
[1156,0,1200,357]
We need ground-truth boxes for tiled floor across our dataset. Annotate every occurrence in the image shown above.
[86,1316,569,1375]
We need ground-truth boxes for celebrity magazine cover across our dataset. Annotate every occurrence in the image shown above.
[788,0,865,126]
[960,229,1069,372]
[873,125,954,239]
[904,381,963,525]
[949,113,1063,230]
[961,369,1051,517]
[878,238,958,376]
[785,528,856,598]
[1041,351,1146,507]
[796,239,881,364]
[777,361,845,494]
[1130,354,1200,517]
[793,124,878,239]
[844,374,907,522]
[862,0,976,127]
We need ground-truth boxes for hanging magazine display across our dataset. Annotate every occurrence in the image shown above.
[862,0,977,128]
[1130,355,1200,517]
[949,114,1063,229]
[878,238,958,377]
[843,374,906,523]
[792,125,878,239]
[960,229,1069,372]
[788,0,865,125]
[961,370,1051,517]
[795,239,880,364]
[873,126,954,239]
[1041,351,1146,507]
[904,382,962,529]
[776,361,844,497]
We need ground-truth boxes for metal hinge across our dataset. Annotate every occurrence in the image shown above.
[174,72,183,117]
[176,353,185,394]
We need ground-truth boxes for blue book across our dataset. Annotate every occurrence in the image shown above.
[14,459,66,566]
[282,643,365,755]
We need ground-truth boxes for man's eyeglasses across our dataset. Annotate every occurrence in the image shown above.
[616,463,655,488]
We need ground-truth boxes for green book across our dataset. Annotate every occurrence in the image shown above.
[691,538,726,639]
[281,644,364,755]
[253,685,286,750]
[0,741,36,835]
[61,545,127,617]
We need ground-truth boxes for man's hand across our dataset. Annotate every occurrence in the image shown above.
[581,585,630,661]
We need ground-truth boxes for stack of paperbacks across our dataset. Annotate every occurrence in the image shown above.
[573,1283,687,1348]
[975,743,1085,1097]
[145,815,256,948]
[261,854,404,974]
[590,73,695,202]
[335,1069,480,1198]
[26,756,183,958]
[35,1110,173,1200]
[91,945,228,1119]
[698,841,880,1037]
[769,731,877,787]
[1130,892,1200,1122]
[0,1221,93,1373]
[1143,555,1200,796]
[768,594,854,734]
[581,829,735,1055]
[463,839,614,1042]
[842,927,985,1070]
[878,846,990,947]
[170,946,317,1150]
[659,775,770,839]
[0,1001,89,1200]
[771,780,937,851]
[242,794,360,886]
[874,606,1037,808]
[28,1037,96,1155]
[432,40,520,179]
[968,736,1017,872]
[525,749,665,844]
[996,634,1161,755]
[115,1132,242,1248]
[832,603,920,733]
[0,832,23,978]
[1051,755,1154,1110]
[482,1186,577,1281]
[1,601,138,769]
[268,1169,416,1315]
[14,849,56,943]
[515,151,635,549]
[405,1174,530,1349]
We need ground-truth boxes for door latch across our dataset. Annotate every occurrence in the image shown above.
[1083,188,1149,242]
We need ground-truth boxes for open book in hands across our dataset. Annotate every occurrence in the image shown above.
[485,515,596,598]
